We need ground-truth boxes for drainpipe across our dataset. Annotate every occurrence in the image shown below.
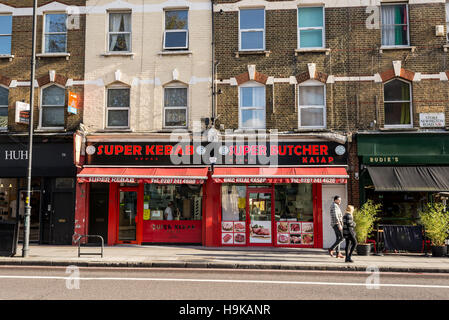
[211,0,216,127]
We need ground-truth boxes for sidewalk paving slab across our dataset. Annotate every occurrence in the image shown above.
[0,244,448,273]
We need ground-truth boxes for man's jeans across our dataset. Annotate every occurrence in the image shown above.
[329,225,344,253]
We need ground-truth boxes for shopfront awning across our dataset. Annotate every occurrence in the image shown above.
[77,167,208,184]
[367,166,449,192]
[211,167,348,184]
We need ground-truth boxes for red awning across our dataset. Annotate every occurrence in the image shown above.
[211,167,348,184]
[77,167,208,184]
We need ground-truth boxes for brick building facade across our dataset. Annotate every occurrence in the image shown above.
[213,0,449,247]
[0,0,85,244]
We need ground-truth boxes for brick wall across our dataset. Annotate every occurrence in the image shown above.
[0,0,85,132]
[214,1,449,206]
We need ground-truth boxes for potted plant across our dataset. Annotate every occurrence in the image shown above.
[419,203,449,257]
[353,200,381,256]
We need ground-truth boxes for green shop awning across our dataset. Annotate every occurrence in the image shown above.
[367,166,449,192]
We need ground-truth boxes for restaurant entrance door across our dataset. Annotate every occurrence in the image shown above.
[117,188,140,244]
[247,188,274,246]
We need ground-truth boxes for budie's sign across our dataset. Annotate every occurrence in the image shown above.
[85,141,347,166]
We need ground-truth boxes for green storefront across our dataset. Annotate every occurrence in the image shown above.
[357,133,449,225]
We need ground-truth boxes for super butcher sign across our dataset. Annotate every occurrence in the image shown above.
[85,141,347,166]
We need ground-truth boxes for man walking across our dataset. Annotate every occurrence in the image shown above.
[328,195,344,258]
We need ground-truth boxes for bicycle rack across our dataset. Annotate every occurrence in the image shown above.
[77,235,104,258]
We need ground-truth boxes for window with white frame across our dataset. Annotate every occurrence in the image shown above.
[239,8,265,51]
[0,86,8,129]
[381,4,409,47]
[0,15,12,55]
[41,85,65,128]
[164,84,188,128]
[106,86,130,128]
[298,80,326,128]
[164,10,188,49]
[44,13,67,53]
[108,12,131,52]
[297,7,324,49]
[239,82,266,129]
[384,79,412,127]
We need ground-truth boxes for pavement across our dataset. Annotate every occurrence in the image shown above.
[1,244,449,273]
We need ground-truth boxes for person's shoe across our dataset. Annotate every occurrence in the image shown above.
[337,253,345,258]
[328,249,335,257]
[345,258,354,263]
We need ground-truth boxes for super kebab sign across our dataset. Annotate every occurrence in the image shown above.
[85,141,347,166]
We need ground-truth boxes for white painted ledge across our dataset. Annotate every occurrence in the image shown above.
[36,52,70,60]
[379,46,416,53]
[101,52,135,58]
[158,50,193,56]
[235,50,271,58]
[295,48,331,56]
[0,54,14,61]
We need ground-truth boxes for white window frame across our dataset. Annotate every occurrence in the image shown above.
[239,8,265,51]
[0,14,12,55]
[381,3,410,48]
[298,80,326,129]
[383,78,413,128]
[106,85,131,129]
[39,83,65,130]
[43,12,68,54]
[163,9,189,50]
[163,83,188,129]
[238,81,266,130]
[297,6,325,49]
[0,85,8,130]
[107,11,132,53]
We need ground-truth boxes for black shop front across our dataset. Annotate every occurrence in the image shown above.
[0,134,76,244]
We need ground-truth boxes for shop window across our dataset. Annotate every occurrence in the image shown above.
[164,10,188,49]
[143,184,202,221]
[40,84,65,128]
[0,15,12,55]
[221,185,247,245]
[164,84,188,128]
[44,13,67,53]
[298,80,326,128]
[239,82,266,129]
[381,4,409,47]
[108,12,131,52]
[383,79,412,127]
[298,7,324,49]
[0,86,8,130]
[106,86,130,128]
[239,8,265,51]
[275,184,314,246]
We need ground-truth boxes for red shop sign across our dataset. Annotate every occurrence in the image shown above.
[142,221,202,243]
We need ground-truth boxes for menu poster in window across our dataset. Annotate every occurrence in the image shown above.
[302,222,314,233]
[250,221,271,244]
[302,233,314,245]
[234,222,245,233]
[222,233,233,245]
[277,233,289,245]
[234,233,246,244]
[222,221,233,233]
[289,234,301,245]
[277,222,288,233]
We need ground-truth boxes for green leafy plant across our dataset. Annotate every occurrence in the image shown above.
[353,200,381,244]
[419,203,449,247]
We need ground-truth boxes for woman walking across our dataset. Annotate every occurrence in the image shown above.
[343,205,357,263]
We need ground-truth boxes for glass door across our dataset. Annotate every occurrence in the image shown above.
[247,189,273,245]
[118,189,138,243]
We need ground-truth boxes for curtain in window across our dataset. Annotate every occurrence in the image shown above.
[0,87,8,128]
[164,88,187,107]
[382,5,407,46]
[221,185,240,221]
[400,85,410,125]
[109,13,131,52]
[298,7,323,48]
[240,86,265,129]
